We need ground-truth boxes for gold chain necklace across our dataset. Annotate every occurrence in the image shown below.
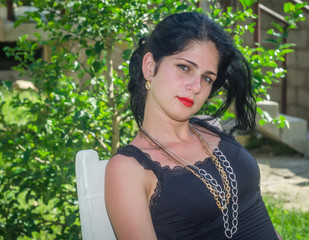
[139,126,230,210]
[189,125,231,203]
[138,124,239,238]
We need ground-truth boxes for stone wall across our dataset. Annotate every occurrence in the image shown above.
[258,0,309,126]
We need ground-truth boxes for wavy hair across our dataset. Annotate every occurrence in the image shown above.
[128,12,256,133]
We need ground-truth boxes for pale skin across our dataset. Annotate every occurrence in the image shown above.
[105,41,283,240]
[105,41,220,240]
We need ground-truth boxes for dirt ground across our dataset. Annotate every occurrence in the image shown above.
[254,154,309,212]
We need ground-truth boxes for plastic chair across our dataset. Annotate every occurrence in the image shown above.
[75,149,116,240]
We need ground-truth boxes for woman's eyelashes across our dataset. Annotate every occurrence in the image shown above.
[177,64,190,72]
[177,63,215,84]
[202,75,214,84]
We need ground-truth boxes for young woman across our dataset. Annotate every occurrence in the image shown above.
[105,12,280,239]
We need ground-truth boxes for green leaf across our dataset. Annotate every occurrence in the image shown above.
[14,17,27,28]
[213,9,221,17]
[239,0,256,8]
[271,22,284,32]
[122,49,132,61]
[264,61,277,68]
[66,212,76,226]
[85,49,95,57]
[284,2,295,13]
[94,41,104,54]
[22,149,31,163]
[176,4,188,11]
[279,43,296,49]
[92,61,102,72]
[281,49,294,55]
[94,106,101,118]
[263,38,277,45]
[19,34,29,44]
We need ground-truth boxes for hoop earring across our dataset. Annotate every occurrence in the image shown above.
[145,80,151,90]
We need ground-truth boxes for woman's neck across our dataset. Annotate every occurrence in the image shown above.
[141,116,194,144]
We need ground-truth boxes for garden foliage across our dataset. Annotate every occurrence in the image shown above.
[0,0,307,239]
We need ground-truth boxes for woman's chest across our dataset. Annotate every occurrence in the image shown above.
[149,140,261,225]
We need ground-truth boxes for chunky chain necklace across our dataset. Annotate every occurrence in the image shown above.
[139,125,238,238]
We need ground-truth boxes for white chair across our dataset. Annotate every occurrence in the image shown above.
[75,149,116,240]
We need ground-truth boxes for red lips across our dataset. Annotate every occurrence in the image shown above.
[176,97,194,107]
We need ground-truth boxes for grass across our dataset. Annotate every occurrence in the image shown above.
[264,196,309,240]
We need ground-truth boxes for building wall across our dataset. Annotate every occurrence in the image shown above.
[258,0,309,125]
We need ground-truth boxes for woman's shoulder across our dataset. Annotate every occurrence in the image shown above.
[108,148,143,173]
[115,135,150,160]
[106,149,151,193]
[112,138,161,173]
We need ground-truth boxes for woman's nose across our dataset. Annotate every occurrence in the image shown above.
[186,76,201,93]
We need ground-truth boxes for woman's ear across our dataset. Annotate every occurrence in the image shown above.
[142,52,155,81]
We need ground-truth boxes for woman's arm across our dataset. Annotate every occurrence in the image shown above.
[105,154,157,240]
[276,231,283,240]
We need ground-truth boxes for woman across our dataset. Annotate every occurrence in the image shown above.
[105,12,280,239]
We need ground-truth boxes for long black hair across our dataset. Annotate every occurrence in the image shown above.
[128,12,256,133]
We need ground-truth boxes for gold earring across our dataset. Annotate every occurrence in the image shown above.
[145,80,151,90]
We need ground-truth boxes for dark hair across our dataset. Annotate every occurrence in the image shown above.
[128,12,256,133]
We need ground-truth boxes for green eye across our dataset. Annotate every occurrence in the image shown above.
[202,76,213,84]
[178,64,189,71]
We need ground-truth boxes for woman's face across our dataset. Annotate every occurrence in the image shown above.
[143,41,219,122]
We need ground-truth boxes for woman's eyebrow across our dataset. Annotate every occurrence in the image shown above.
[176,57,217,76]
[176,57,199,69]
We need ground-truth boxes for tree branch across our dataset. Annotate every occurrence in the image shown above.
[17,144,50,164]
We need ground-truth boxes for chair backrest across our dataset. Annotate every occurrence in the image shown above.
[75,149,116,240]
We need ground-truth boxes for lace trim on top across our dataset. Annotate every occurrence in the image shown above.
[116,139,227,208]
[116,145,166,208]
[147,155,220,208]
[117,142,225,175]
[147,154,213,175]
[116,117,230,175]
[115,118,231,208]
[149,180,162,207]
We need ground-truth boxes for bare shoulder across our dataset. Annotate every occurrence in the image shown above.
[106,152,145,182]
[107,153,138,170]
[105,152,157,239]
[105,152,148,214]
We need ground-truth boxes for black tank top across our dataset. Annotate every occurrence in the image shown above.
[116,118,278,239]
